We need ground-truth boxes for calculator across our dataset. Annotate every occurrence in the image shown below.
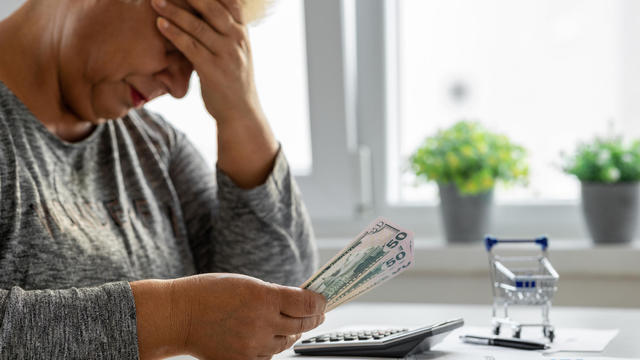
[293,318,464,358]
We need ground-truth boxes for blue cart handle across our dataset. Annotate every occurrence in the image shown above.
[484,236,548,252]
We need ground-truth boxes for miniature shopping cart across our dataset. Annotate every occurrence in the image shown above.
[485,236,559,342]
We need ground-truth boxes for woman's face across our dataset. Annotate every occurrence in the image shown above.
[59,0,196,123]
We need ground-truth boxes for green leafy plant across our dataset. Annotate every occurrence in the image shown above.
[410,121,528,195]
[563,137,640,183]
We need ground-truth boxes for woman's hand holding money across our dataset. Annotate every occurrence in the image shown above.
[131,274,327,360]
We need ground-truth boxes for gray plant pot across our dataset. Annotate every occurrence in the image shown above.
[581,182,640,244]
[438,183,494,243]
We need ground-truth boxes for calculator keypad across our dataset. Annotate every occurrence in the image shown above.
[301,328,410,344]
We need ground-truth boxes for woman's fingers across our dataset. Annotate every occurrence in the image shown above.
[156,17,210,68]
[277,286,327,318]
[260,334,301,356]
[152,0,224,54]
[274,314,325,336]
[216,0,246,25]
[280,334,302,353]
[186,0,243,37]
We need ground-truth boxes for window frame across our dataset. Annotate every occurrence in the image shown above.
[295,0,370,221]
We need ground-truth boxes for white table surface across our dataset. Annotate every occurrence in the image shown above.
[273,302,640,359]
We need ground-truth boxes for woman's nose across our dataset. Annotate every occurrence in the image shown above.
[155,52,194,98]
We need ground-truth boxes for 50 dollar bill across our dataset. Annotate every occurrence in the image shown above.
[301,217,414,304]
[327,234,414,310]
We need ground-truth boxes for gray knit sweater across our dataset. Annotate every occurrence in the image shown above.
[0,81,318,358]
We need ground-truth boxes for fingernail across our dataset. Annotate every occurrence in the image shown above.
[157,17,169,29]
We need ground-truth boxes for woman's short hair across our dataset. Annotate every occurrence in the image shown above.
[243,0,272,23]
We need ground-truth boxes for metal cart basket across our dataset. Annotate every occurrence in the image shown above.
[485,236,559,342]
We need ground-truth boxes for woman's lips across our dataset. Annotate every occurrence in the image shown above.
[130,86,147,108]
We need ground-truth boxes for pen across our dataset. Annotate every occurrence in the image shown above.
[459,335,549,350]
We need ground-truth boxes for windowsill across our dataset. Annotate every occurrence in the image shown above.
[316,238,640,278]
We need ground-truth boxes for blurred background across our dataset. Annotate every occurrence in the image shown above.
[2,0,638,307]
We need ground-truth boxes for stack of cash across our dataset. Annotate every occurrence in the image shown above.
[301,217,414,311]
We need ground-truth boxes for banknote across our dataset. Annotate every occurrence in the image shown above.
[327,234,415,311]
[301,217,414,304]
[327,236,414,309]
[327,260,414,312]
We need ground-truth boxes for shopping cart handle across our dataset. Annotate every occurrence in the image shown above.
[484,236,549,251]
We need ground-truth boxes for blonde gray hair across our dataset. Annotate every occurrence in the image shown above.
[119,0,272,23]
[243,0,272,23]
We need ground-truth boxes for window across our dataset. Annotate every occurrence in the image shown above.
[391,0,639,205]
[342,0,640,239]
[249,0,312,175]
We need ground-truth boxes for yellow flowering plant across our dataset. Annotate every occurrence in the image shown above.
[410,121,529,195]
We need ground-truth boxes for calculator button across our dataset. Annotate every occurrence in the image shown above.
[358,335,372,340]
[330,336,341,342]
[343,335,356,341]
[315,337,328,343]
[301,339,314,344]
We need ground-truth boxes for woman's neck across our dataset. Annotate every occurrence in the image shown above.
[0,1,96,142]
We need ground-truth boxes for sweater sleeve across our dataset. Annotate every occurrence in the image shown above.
[0,282,139,359]
[168,131,318,286]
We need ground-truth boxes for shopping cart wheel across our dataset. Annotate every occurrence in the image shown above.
[543,327,555,342]
[492,325,500,335]
[513,328,521,338]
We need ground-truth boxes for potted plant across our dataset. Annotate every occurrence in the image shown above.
[563,137,640,244]
[410,121,528,243]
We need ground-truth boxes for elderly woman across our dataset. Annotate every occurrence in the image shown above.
[0,0,326,358]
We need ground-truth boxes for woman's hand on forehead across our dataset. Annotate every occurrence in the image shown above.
[151,0,262,125]
[153,0,280,188]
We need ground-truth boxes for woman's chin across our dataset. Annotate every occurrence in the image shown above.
[94,104,133,121]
